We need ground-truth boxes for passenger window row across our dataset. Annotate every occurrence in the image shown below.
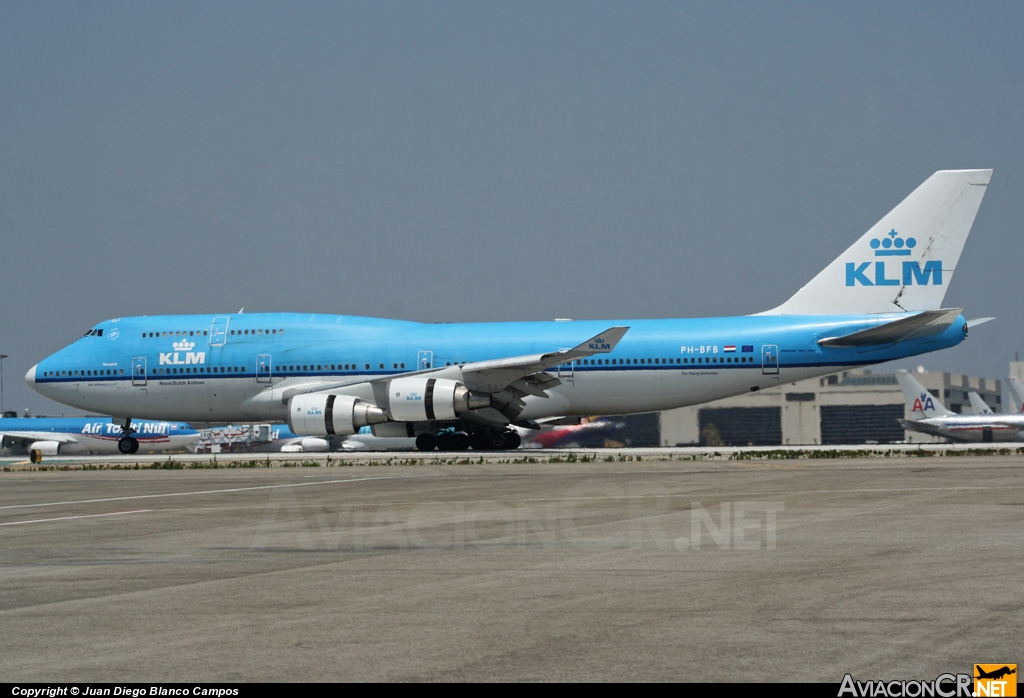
[42,367,250,377]
[140,329,286,338]
[276,362,408,372]
[579,356,753,365]
[280,364,363,372]
[154,367,244,375]
[144,330,209,338]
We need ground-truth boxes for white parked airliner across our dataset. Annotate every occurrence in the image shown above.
[896,370,1024,442]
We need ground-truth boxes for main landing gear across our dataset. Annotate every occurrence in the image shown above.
[116,418,140,455]
[416,428,521,452]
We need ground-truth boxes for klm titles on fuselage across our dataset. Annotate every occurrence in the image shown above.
[845,230,943,287]
[159,340,206,366]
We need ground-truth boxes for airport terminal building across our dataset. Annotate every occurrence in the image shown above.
[659,369,1003,447]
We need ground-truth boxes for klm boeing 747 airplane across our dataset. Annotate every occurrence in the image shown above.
[27,170,992,453]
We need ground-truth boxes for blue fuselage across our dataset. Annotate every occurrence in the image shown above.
[27,312,967,423]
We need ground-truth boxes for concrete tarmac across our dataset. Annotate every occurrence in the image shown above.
[1,454,1021,681]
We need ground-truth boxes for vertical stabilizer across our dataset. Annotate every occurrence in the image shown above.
[967,392,993,415]
[896,370,954,419]
[1008,376,1024,413]
[764,169,992,315]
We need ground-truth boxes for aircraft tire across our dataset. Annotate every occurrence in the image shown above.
[451,433,470,451]
[118,437,139,455]
[503,431,522,450]
[415,433,436,452]
[470,432,494,451]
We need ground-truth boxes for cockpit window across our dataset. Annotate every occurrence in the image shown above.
[82,329,103,337]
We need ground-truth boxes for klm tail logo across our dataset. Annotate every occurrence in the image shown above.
[912,392,936,413]
[846,229,943,287]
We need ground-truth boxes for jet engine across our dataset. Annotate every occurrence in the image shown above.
[28,441,60,456]
[288,394,388,436]
[388,376,490,421]
[280,437,330,453]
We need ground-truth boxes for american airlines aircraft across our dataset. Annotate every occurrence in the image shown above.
[967,391,994,415]
[1007,376,1024,413]
[26,170,992,453]
[895,369,1024,442]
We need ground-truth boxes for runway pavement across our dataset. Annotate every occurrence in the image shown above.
[1,453,1020,681]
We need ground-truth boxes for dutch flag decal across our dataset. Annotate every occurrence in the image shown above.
[724,345,736,353]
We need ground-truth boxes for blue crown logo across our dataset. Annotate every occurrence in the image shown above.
[870,229,916,257]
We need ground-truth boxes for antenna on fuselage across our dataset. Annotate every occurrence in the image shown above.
[238,308,244,314]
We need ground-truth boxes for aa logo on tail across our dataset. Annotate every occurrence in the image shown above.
[912,392,936,413]
[974,664,1016,697]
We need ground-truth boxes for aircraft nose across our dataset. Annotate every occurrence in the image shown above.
[24,364,37,385]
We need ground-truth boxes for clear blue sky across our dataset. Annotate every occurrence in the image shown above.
[2,2,1022,414]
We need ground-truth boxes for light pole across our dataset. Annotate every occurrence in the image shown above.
[0,354,7,415]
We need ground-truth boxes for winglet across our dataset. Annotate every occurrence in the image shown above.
[560,327,630,359]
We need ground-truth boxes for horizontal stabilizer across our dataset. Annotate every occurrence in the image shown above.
[818,308,962,347]
[966,317,996,328]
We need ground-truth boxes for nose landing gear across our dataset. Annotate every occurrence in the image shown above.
[116,418,140,455]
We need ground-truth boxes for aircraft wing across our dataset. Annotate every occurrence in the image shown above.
[458,326,629,393]
[818,309,963,347]
[0,430,80,445]
[279,326,629,413]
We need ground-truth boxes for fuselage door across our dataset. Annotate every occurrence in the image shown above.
[761,345,779,375]
[210,317,230,347]
[256,354,272,383]
[417,350,433,370]
[132,357,147,386]
[557,350,575,379]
